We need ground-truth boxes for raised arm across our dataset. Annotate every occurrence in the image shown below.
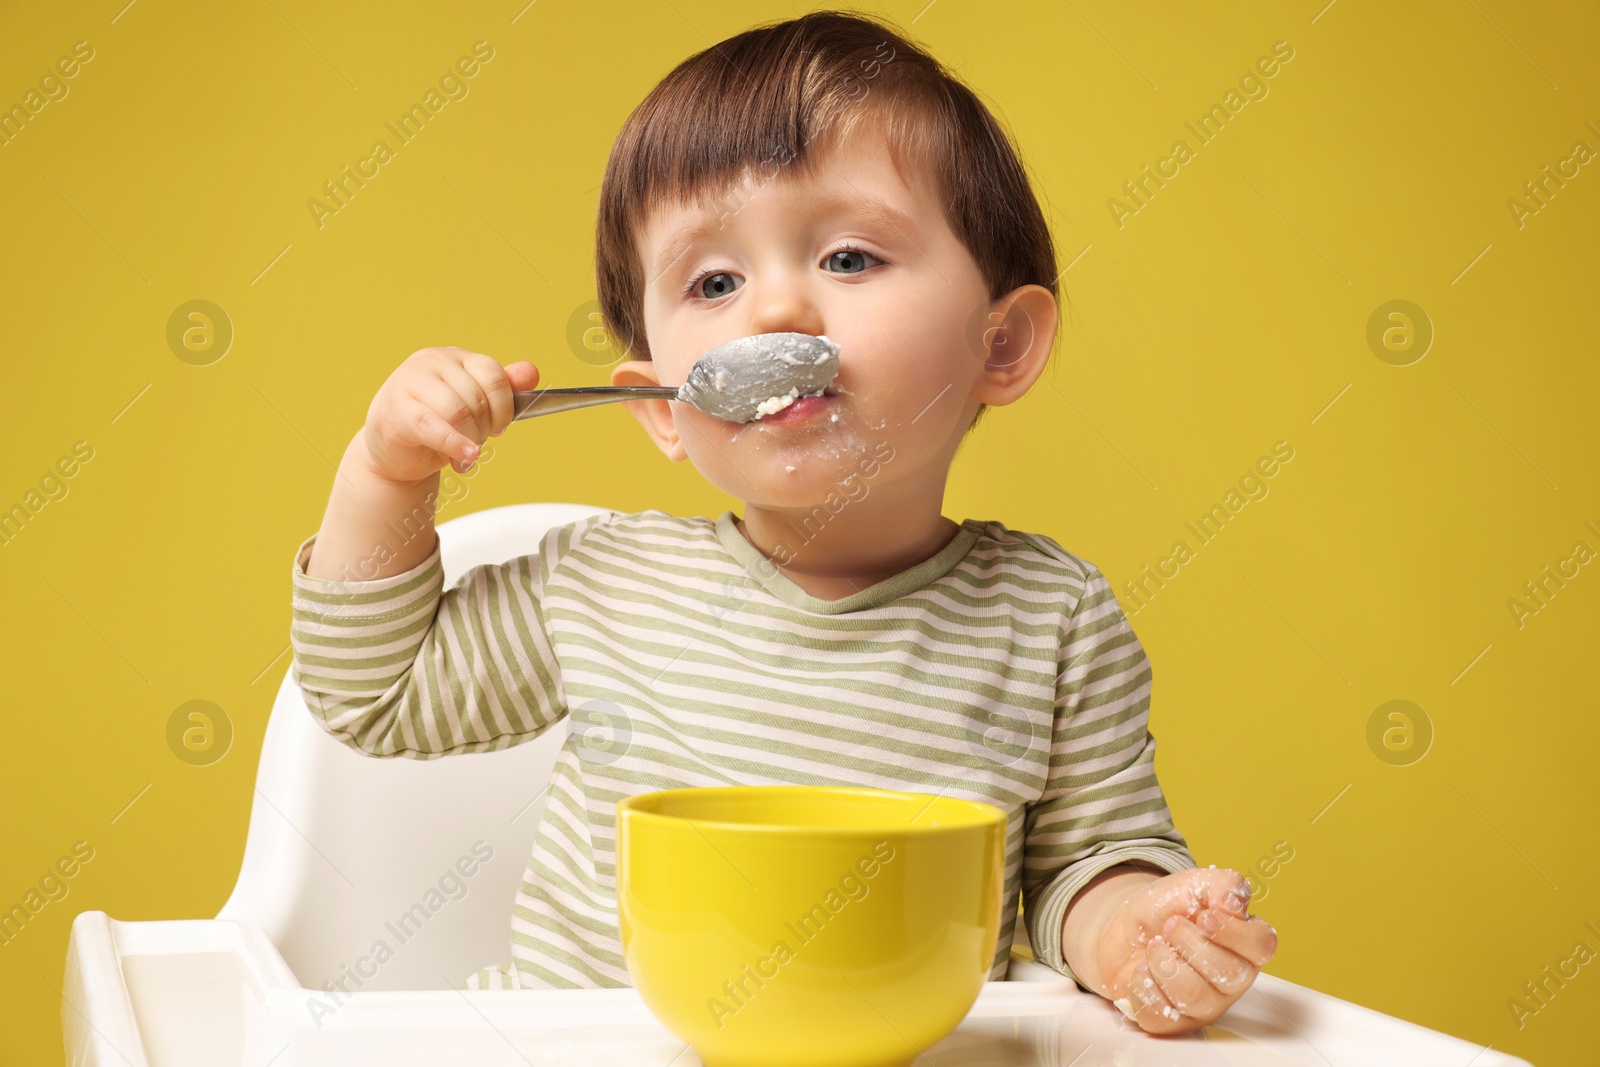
[290,345,574,759]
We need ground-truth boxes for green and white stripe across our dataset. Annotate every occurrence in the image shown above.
[290,509,1194,990]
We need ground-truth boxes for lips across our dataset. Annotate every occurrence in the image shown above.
[758,391,834,424]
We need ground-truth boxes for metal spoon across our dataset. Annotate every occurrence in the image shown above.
[510,332,841,424]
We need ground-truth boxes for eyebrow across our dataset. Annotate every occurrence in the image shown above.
[649,193,920,284]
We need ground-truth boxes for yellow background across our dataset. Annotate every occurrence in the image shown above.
[2,1,1596,1063]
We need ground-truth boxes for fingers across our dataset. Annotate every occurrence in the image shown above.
[460,351,518,437]
[1197,907,1278,967]
[434,356,494,444]
[503,359,540,393]
[1145,934,1229,1024]
[366,346,524,483]
[1114,960,1194,1035]
[1145,867,1252,929]
[408,405,479,469]
[411,348,530,470]
[438,349,536,441]
[1159,913,1259,998]
[409,376,482,466]
[1205,868,1254,918]
[1101,868,1272,1037]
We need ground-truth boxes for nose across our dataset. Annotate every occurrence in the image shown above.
[745,268,826,341]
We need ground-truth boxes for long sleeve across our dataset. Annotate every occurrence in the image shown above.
[1021,564,1196,985]
[288,514,607,758]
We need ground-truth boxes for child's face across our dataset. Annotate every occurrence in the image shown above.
[614,122,1050,510]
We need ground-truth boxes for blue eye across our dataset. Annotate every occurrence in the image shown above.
[824,247,881,274]
[684,271,741,300]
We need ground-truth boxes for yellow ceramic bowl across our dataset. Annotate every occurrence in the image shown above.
[616,785,1006,1067]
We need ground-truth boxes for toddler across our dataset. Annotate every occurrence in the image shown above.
[289,10,1276,1034]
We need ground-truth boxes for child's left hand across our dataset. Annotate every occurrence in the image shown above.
[1096,867,1278,1033]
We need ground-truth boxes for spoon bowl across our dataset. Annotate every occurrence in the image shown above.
[511,332,841,423]
[676,332,840,423]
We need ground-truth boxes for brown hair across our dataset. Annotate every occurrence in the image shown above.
[594,9,1060,432]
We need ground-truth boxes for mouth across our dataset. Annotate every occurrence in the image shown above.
[754,388,837,425]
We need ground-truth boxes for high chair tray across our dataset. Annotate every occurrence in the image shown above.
[63,911,1529,1067]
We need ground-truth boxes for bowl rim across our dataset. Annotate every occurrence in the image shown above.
[615,784,1007,835]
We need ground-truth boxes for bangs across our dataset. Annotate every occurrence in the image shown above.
[615,55,938,244]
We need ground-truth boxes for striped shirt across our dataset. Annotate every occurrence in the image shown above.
[289,508,1195,990]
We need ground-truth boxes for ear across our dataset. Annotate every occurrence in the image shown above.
[610,359,688,462]
[970,284,1058,407]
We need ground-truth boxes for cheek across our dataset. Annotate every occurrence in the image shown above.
[673,403,723,439]
[673,408,745,464]
[871,334,978,418]
[866,298,980,385]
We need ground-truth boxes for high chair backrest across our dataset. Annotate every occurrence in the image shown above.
[216,502,615,992]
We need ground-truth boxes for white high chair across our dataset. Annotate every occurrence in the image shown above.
[63,502,1531,1066]
[215,502,613,991]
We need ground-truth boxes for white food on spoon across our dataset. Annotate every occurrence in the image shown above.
[755,387,800,418]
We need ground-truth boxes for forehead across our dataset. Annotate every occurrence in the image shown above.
[638,124,937,277]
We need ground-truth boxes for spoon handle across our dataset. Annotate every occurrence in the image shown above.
[510,386,679,422]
